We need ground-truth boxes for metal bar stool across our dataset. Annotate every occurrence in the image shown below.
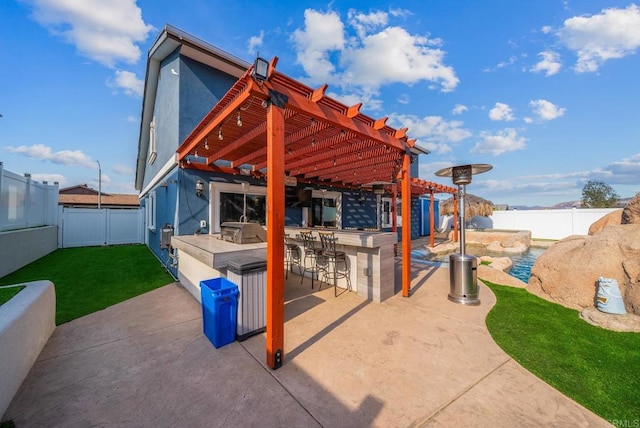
[285,234,302,279]
[299,231,324,289]
[317,231,351,296]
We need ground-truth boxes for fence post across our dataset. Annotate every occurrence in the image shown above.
[24,173,32,228]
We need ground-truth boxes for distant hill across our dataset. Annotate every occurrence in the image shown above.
[507,196,633,210]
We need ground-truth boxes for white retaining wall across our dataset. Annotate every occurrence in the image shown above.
[0,226,58,278]
[0,280,56,417]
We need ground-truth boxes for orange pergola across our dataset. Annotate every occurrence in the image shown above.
[177,58,454,369]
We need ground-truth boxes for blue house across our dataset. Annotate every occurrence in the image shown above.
[134,26,446,275]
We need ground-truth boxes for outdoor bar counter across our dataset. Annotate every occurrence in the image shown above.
[172,228,397,303]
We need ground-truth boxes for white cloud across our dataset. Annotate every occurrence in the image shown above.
[397,93,410,104]
[292,8,459,106]
[5,144,95,168]
[27,0,154,67]
[557,4,640,73]
[389,8,413,18]
[471,128,526,156]
[390,113,472,154]
[531,51,562,76]
[113,163,134,175]
[452,104,468,115]
[594,152,640,184]
[292,9,345,84]
[347,9,388,39]
[530,99,566,121]
[541,25,553,34]
[248,30,264,54]
[107,70,144,97]
[127,115,138,123]
[496,55,517,69]
[489,102,515,121]
[31,173,66,185]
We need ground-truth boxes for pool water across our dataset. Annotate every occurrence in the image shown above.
[411,246,545,283]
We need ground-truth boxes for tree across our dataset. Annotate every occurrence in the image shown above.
[581,180,619,208]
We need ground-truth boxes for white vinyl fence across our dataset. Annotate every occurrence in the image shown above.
[489,208,618,240]
[0,163,58,232]
[58,207,145,248]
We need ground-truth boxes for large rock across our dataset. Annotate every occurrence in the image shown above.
[526,224,640,315]
[588,209,622,235]
[622,193,640,224]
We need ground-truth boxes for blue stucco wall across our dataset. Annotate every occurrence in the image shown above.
[145,169,179,277]
[142,50,180,190]
[179,56,239,144]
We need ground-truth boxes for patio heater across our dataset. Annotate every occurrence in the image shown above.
[435,164,492,305]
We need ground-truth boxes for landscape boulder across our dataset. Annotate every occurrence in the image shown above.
[526,224,640,315]
[588,209,622,235]
[622,192,640,224]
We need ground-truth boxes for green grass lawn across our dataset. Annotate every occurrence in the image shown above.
[485,281,640,422]
[0,245,174,325]
[0,285,25,307]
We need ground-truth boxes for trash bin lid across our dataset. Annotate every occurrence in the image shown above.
[227,256,267,274]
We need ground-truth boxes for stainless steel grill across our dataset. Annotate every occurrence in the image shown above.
[220,222,266,244]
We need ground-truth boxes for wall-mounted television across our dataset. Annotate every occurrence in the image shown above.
[285,187,312,208]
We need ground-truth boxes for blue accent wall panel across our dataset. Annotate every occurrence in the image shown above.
[342,191,377,229]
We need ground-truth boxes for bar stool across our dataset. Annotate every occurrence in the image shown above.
[284,234,302,279]
[318,231,351,296]
[299,231,324,289]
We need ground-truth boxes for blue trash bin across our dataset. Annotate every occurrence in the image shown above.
[200,278,239,348]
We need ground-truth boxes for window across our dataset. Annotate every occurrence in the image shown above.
[219,192,266,225]
[210,182,267,233]
[307,190,341,228]
[147,191,156,231]
[148,116,157,165]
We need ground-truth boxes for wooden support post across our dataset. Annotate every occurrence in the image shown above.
[429,190,435,248]
[392,185,397,257]
[453,195,458,243]
[401,154,411,297]
[266,102,285,370]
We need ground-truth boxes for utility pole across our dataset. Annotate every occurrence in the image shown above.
[97,160,102,209]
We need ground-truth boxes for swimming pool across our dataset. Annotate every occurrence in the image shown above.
[411,246,545,283]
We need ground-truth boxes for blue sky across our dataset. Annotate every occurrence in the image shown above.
[1,0,639,206]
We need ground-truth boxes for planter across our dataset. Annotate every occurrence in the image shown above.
[0,280,56,417]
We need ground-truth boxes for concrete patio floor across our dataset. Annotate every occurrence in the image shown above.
[2,260,608,427]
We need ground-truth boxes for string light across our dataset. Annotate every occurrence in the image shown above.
[204,138,209,150]
[236,111,242,127]
[218,126,223,140]
[333,158,337,166]
[311,138,315,147]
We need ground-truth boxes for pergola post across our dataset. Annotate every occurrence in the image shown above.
[392,185,397,257]
[266,102,285,370]
[401,153,411,297]
[429,189,435,248]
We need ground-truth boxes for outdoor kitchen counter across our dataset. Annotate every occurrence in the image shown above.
[171,234,266,269]
[285,227,398,303]
[172,229,397,303]
[171,234,266,302]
